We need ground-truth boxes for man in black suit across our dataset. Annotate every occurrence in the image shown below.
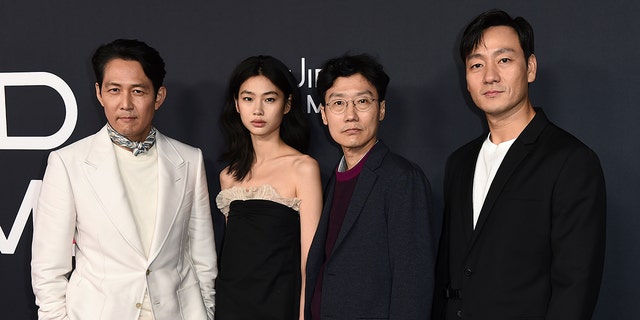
[432,10,606,320]
[305,54,435,319]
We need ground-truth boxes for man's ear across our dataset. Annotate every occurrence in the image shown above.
[320,105,328,125]
[154,86,167,110]
[95,83,104,107]
[527,54,537,83]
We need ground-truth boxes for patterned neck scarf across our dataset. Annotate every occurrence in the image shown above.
[106,123,157,156]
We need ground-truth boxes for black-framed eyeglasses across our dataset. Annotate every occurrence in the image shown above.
[324,97,378,114]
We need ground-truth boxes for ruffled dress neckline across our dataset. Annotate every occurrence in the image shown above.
[216,184,301,216]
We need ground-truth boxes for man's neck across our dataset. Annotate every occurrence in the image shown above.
[341,139,377,170]
[486,105,536,144]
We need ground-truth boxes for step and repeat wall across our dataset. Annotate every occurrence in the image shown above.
[1,1,637,319]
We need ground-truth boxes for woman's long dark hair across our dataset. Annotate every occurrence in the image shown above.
[220,55,309,182]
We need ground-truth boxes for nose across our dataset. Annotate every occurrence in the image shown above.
[343,102,358,122]
[120,92,134,110]
[483,64,500,84]
[253,102,264,116]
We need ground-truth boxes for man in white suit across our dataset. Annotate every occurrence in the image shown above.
[31,39,217,320]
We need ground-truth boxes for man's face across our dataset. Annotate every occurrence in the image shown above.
[95,58,165,142]
[465,26,536,118]
[320,73,385,155]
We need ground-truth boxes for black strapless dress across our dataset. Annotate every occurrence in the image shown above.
[215,187,301,320]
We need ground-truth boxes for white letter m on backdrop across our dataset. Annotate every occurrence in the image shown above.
[0,180,41,254]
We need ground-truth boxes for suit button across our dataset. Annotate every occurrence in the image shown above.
[146,269,151,276]
[464,267,472,276]
[136,303,142,308]
[456,309,463,318]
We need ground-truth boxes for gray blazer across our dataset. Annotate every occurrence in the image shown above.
[305,141,435,319]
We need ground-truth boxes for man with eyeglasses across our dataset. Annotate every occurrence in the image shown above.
[304,53,435,319]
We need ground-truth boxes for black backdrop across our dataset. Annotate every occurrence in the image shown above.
[1,1,637,319]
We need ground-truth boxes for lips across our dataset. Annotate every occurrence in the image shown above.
[483,89,503,97]
[118,116,137,122]
[251,120,266,127]
[342,127,362,134]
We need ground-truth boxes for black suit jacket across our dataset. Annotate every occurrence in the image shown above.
[433,109,606,320]
[305,141,435,319]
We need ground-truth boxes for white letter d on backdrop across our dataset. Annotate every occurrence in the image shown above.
[0,72,77,150]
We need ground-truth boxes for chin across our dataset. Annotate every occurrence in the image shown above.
[344,142,366,149]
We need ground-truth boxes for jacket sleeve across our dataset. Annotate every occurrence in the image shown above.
[432,157,453,320]
[387,164,436,319]
[189,150,218,320]
[546,147,606,319]
[31,151,74,320]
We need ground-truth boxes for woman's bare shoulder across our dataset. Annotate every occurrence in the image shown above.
[289,154,320,177]
[219,166,237,189]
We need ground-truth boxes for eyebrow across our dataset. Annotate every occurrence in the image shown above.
[104,81,150,89]
[328,90,375,99]
[467,48,517,61]
[239,90,280,96]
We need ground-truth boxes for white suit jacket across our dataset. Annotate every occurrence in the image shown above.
[31,126,217,320]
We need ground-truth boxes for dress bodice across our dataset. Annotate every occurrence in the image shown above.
[215,185,302,320]
[216,184,301,216]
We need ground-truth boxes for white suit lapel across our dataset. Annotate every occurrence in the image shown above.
[82,126,145,256]
[148,133,187,262]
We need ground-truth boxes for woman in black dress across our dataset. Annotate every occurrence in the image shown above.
[216,56,322,320]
